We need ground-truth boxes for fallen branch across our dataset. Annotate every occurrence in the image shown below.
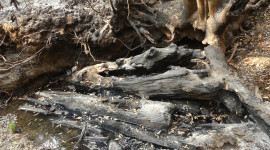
[34,90,176,130]
[20,102,270,149]
[205,45,270,137]
[51,119,102,134]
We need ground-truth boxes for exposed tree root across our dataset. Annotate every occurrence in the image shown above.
[0,0,269,149]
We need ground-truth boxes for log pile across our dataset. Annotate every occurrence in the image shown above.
[20,44,270,149]
[0,0,269,149]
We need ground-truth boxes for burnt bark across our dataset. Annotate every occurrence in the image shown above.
[22,43,270,149]
[31,90,176,130]
[69,44,270,139]
[0,0,269,149]
[20,97,270,149]
[70,44,218,100]
[205,46,270,136]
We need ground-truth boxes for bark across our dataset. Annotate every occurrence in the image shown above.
[32,90,176,130]
[69,44,270,138]
[70,45,219,100]
[1,0,269,149]
[205,46,270,136]
[20,98,270,149]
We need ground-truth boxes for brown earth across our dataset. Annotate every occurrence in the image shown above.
[228,4,270,102]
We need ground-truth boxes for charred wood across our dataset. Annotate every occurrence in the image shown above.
[33,91,176,131]
[205,45,270,137]
[19,102,270,149]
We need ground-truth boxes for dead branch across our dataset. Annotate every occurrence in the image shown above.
[205,45,270,137]
[34,90,176,130]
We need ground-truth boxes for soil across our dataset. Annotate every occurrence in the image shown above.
[228,4,270,102]
[0,114,42,150]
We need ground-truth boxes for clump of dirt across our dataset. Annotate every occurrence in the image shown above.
[228,5,270,102]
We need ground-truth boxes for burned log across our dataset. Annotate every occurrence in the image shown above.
[20,101,197,149]
[1,0,269,149]
[185,122,270,149]
[0,0,262,92]
[69,43,270,139]
[70,45,221,100]
[20,96,270,149]
[111,69,221,100]
[21,42,270,149]
[205,45,270,136]
[78,44,202,75]
[32,90,175,131]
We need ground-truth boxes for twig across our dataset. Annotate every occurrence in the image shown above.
[81,42,98,62]
[109,0,117,13]
[228,43,239,62]
[0,90,11,96]
[125,0,147,45]
[73,122,87,150]
[140,0,147,6]
[0,54,7,62]
[15,46,28,64]
[126,0,130,18]
[0,34,6,47]
[73,29,105,63]
[88,0,102,13]
[127,18,144,42]
[5,93,13,107]
[116,38,146,57]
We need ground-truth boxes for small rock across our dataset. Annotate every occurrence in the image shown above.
[109,140,122,150]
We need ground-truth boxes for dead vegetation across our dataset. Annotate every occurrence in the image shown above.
[0,0,270,149]
[228,4,270,102]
